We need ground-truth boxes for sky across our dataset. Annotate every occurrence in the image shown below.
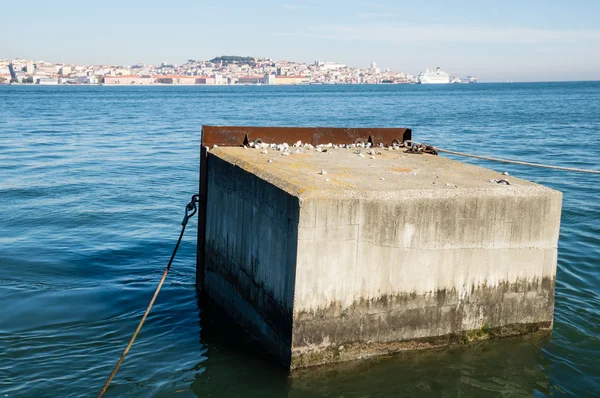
[1,0,599,82]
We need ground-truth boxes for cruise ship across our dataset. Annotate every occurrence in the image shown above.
[417,67,450,84]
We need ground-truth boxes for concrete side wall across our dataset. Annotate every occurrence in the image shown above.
[204,154,300,366]
[292,190,562,367]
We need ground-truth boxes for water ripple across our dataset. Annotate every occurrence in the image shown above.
[1,83,599,397]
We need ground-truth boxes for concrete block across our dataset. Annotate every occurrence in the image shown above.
[202,146,562,369]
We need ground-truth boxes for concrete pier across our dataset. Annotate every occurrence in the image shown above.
[199,129,562,369]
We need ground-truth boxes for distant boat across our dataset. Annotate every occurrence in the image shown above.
[418,67,450,84]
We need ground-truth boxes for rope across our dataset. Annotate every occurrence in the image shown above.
[436,148,600,175]
[98,194,200,397]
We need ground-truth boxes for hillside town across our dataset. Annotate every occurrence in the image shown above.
[0,56,425,85]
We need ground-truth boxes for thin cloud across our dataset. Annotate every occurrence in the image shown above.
[357,12,398,19]
[304,24,600,44]
[283,4,306,10]
[356,1,385,8]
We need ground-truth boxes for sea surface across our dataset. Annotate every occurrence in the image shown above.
[1,82,599,397]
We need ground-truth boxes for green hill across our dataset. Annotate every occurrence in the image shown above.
[209,55,256,67]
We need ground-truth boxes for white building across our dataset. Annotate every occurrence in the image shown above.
[315,60,346,71]
[75,75,98,84]
[263,74,276,85]
[370,61,380,74]
[37,77,59,85]
[213,74,225,85]
[36,64,58,74]
[59,65,72,75]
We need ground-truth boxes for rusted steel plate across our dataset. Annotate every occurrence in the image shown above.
[201,126,412,147]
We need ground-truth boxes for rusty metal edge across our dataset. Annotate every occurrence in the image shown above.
[201,125,412,147]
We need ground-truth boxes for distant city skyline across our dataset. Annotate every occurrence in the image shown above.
[2,55,436,86]
[2,0,599,82]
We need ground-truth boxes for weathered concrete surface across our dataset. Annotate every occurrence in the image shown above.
[203,146,562,369]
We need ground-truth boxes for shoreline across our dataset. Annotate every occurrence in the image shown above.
[2,80,599,87]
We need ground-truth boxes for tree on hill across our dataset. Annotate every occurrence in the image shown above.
[209,55,256,67]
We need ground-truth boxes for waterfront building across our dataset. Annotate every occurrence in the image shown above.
[263,74,276,85]
[214,74,225,85]
[195,76,215,85]
[274,75,310,85]
[74,75,98,84]
[37,77,59,85]
[237,75,264,84]
[153,75,196,84]
[103,75,153,85]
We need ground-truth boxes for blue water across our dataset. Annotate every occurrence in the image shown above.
[1,83,599,397]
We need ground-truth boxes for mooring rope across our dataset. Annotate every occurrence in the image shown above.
[437,148,600,174]
[98,194,200,397]
[401,141,600,174]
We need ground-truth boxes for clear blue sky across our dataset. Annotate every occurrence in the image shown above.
[1,0,599,81]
